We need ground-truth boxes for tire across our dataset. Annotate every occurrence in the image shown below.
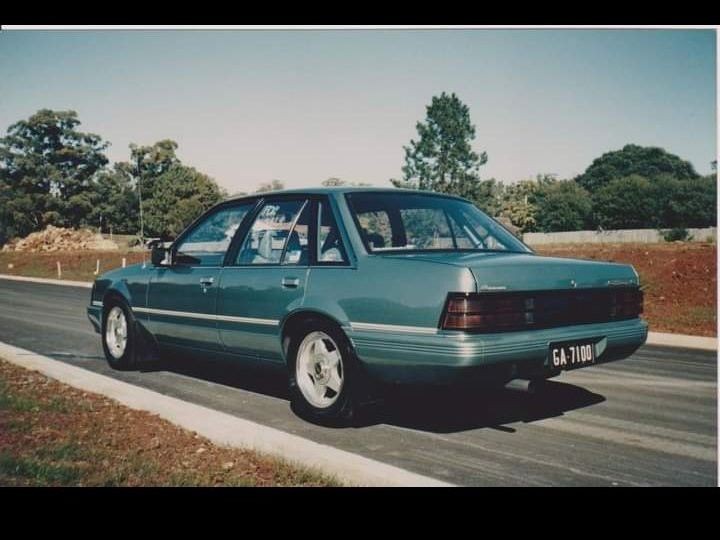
[101,299,137,371]
[287,319,361,426]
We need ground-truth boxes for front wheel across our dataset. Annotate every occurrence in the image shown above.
[287,321,360,425]
[101,301,136,370]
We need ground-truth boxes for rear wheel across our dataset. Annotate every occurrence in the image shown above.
[101,300,136,370]
[287,320,360,425]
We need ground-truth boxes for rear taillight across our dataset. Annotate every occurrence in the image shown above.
[613,288,644,318]
[442,294,532,331]
[440,288,643,333]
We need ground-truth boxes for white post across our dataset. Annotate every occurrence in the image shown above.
[56,261,61,279]
[94,259,100,275]
[122,257,126,268]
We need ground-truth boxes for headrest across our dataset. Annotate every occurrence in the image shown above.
[256,230,274,260]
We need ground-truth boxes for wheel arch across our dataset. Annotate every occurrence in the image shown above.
[101,286,160,363]
[101,288,132,316]
[280,309,353,360]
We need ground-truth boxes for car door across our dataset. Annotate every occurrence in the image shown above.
[146,201,256,351]
[218,196,311,362]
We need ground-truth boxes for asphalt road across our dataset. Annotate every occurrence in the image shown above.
[0,277,716,486]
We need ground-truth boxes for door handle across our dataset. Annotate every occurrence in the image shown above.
[281,277,300,289]
[200,277,214,293]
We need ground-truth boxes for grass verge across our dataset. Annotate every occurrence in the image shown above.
[0,359,339,487]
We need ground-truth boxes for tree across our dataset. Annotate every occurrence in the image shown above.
[575,144,699,192]
[255,179,285,193]
[394,92,487,199]
[469,178,503,216]
[87,165,140,235]
[500,180,539,233]
[143,164,226,238]
[0,109,109,240]
[128,139,179,180]
[652,174,716,228]
[534,180,592,232]
[591,175,659,229]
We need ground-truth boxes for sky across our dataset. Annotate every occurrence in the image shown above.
[0,28,716,193]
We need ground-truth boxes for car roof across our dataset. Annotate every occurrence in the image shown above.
[225,186,467,202]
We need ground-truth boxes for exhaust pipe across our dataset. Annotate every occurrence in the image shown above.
[504,378,538,394]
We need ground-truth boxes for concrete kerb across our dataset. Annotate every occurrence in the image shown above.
[0,340,452,487]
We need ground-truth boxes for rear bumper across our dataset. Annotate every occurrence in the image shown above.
[347,318,648,384]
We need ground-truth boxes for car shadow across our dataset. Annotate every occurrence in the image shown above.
[359,381,606,433]
[140,356,605,435]
[139,355,292,401]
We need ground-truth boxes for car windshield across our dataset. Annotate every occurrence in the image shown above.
[345,192,531,254]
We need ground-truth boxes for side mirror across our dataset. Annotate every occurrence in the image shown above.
[151,244,172,266]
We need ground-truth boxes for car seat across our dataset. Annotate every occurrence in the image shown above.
[362,228,386,249]
[284,230,308,265]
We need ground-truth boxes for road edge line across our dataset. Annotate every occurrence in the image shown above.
[0,273,92,288]
[0,340,452,487]
[646,332,717,351]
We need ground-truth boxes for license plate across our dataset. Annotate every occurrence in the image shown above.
[549,341,596,370]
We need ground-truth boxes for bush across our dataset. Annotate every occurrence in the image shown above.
[591,175,658,229]
[661,228,693,242]
[533,180,592,232]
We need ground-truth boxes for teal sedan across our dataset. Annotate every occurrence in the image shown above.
[87,188,647,423]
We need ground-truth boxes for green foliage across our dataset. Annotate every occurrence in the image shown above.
[0,109,109,241]
[591,175,659,229]
[533,180,592,232]
[499,179,539,233]
[591,174,716,230]
[656,174,716,228]
[465,178,503,216]
[130,140,179,175]
[2,104,714,246]
[87,165,140,234]
[0,452,82,485]
[0,109,228,244]
[396,92,487,197]
[143,164,226,238]
[661,227,692,242]
[575,144,699,192]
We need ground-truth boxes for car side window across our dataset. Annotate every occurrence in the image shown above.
[236,199,309,265]
[445,213,476,249]
[282,203,310,266]
[449,208,510,251]
[356,210,392,250]
[317,200,348,264]
[400,208,454,249]
[175,203,254,266]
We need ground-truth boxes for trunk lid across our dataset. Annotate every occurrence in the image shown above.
[381,251,639,291]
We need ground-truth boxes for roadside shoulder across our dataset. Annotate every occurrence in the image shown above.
[646,332,717,352]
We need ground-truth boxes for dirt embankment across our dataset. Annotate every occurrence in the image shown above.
[536,243,716,337]
[2,225,119,253]
[0,251,147,282]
